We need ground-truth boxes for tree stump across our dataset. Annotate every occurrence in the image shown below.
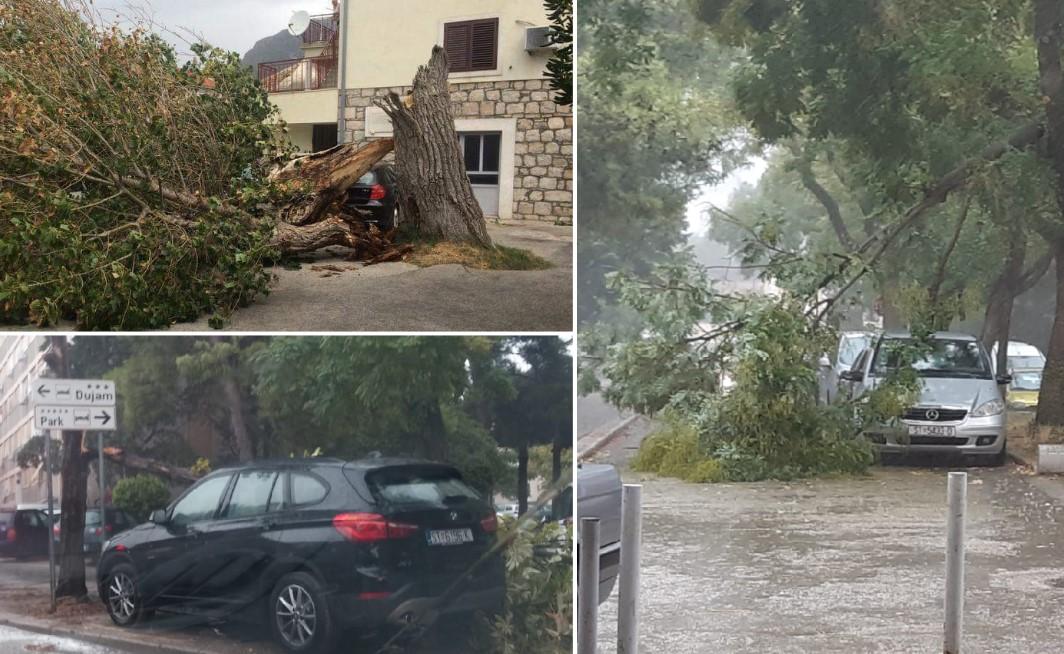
[375,46,494,248]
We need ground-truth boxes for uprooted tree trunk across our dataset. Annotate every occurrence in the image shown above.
[376,46,494,248]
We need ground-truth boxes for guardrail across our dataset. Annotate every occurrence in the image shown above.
[257,56,337,93]
[303,14,338,45]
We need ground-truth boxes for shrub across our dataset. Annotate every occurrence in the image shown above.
[631,420,724,482]
[477,518,572,654]
[112,475,170,522]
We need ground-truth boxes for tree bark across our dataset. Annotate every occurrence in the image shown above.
[214,337,254,462]
[375,46,494,248]
[99,447,198,485]
[1034,0,1064,426]
[1039,240,1064,425]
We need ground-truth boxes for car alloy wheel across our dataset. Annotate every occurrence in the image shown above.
[107,571,137,623]
[275,583,318,648]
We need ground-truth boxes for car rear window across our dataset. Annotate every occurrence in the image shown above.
[356,171,376,185]
[85,510,101,526]
[366,468,480,507]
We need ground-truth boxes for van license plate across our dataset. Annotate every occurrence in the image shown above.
[427,528,473,546]
[909,425,957,437]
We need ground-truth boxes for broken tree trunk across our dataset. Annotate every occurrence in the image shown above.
[271,137,395,226]
[375,46,494,248]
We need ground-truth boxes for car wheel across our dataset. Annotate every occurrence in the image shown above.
[269,572,336,653]
[103,563,146,627]
[379,206,397,232]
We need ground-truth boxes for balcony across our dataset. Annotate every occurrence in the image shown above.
[302,13,339,45]
[258,56,338,93]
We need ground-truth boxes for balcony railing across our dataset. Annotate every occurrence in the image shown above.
[258,56,338,93]
[303,14,339,45]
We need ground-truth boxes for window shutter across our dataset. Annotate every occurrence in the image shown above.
[444,18,498,73]
[469,18,498,71]
[444,22,472,72]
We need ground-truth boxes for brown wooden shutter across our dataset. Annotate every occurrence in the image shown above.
[444,18,498,73]
[444,22,472,72]
[469,18,498,71]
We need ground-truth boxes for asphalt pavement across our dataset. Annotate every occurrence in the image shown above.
[0,558,475,653]
[591,459,1064,653]
[176,220,572,332]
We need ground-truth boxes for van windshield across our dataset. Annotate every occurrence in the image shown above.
[871,338,992,379]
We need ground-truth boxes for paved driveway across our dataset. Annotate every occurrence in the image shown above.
[594,464,1064,653]
[177,220,572,332]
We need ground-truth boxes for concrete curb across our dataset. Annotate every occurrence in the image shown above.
[578,414,640,461]
[0,610,217,654]
[1009,449,1036,469]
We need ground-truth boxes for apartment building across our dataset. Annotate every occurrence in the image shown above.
[258,1,572,223]
[0,336,53,506]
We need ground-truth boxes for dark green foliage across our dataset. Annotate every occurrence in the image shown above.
[112,474,171,522]
[0,2,284,328]
[544,0,573,106]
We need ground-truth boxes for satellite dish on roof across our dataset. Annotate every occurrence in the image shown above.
[288,10,311,36]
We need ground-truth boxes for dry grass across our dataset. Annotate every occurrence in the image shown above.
[406,242,552,270]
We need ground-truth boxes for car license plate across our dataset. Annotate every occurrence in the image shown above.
[426,528,473,546]
[908,424,957,437]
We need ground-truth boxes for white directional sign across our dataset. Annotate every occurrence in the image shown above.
[33,379,115,407]
[35,405,116,431]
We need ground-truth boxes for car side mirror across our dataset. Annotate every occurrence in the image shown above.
[840,370,864,382]
[996,374,1013,386]
[149,509,168,525]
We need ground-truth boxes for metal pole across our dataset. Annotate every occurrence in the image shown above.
[336,0,349,143]
[44,429,56,612]
[618,484,642,654]
[98,432,105,512]
[944,471,967,654]
[578,518,600,654]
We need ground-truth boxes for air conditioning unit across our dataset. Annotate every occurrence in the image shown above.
[525,26,558,52]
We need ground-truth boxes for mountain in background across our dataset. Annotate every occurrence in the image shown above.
[242,29,301,72]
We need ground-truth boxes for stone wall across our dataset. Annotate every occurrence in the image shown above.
[342,79,572,224]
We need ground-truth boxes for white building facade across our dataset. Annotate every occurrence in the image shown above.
[259,1,572,223]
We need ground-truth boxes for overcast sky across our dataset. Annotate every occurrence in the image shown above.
[89,0,333,56]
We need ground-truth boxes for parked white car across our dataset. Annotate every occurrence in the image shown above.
[990,340,1046,374]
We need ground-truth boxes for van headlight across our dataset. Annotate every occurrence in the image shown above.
[971,399,1005,417]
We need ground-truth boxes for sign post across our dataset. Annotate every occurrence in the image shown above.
[33,378,117,612]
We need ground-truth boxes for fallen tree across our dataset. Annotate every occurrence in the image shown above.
[0,0,487,328]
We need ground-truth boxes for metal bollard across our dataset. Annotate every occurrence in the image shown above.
[578,518,600,654]
[618,484,642,654]
[944,471,967,654]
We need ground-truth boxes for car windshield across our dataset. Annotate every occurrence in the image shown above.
[871,338,992,379]
[838,335,870,367]
[1009,355,1045,370]
[1011,371,1042,391]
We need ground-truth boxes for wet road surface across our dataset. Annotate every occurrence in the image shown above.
[596,464,1064,653]
[0,624,122,653]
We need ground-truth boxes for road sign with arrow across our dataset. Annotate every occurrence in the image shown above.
[33,379,115,407]
[35,405,116,431]
[33,378,116,431]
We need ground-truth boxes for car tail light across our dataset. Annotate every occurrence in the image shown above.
[6,528,14,543]
[105,524,113,534]
[53,524,59,537]
[357,591,391,600]
[369,184,386,201]
[332,513,418,542]
[480,513,498,533]
[94,528,103,537]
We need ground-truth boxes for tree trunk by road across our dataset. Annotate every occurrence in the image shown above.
[517,440,529,516]
[1034,0,1064,427]
[551,435,564,520]
[42,336,89,600]
[375,47,494,248]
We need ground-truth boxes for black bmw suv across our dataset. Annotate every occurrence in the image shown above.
[96,458,504,653]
